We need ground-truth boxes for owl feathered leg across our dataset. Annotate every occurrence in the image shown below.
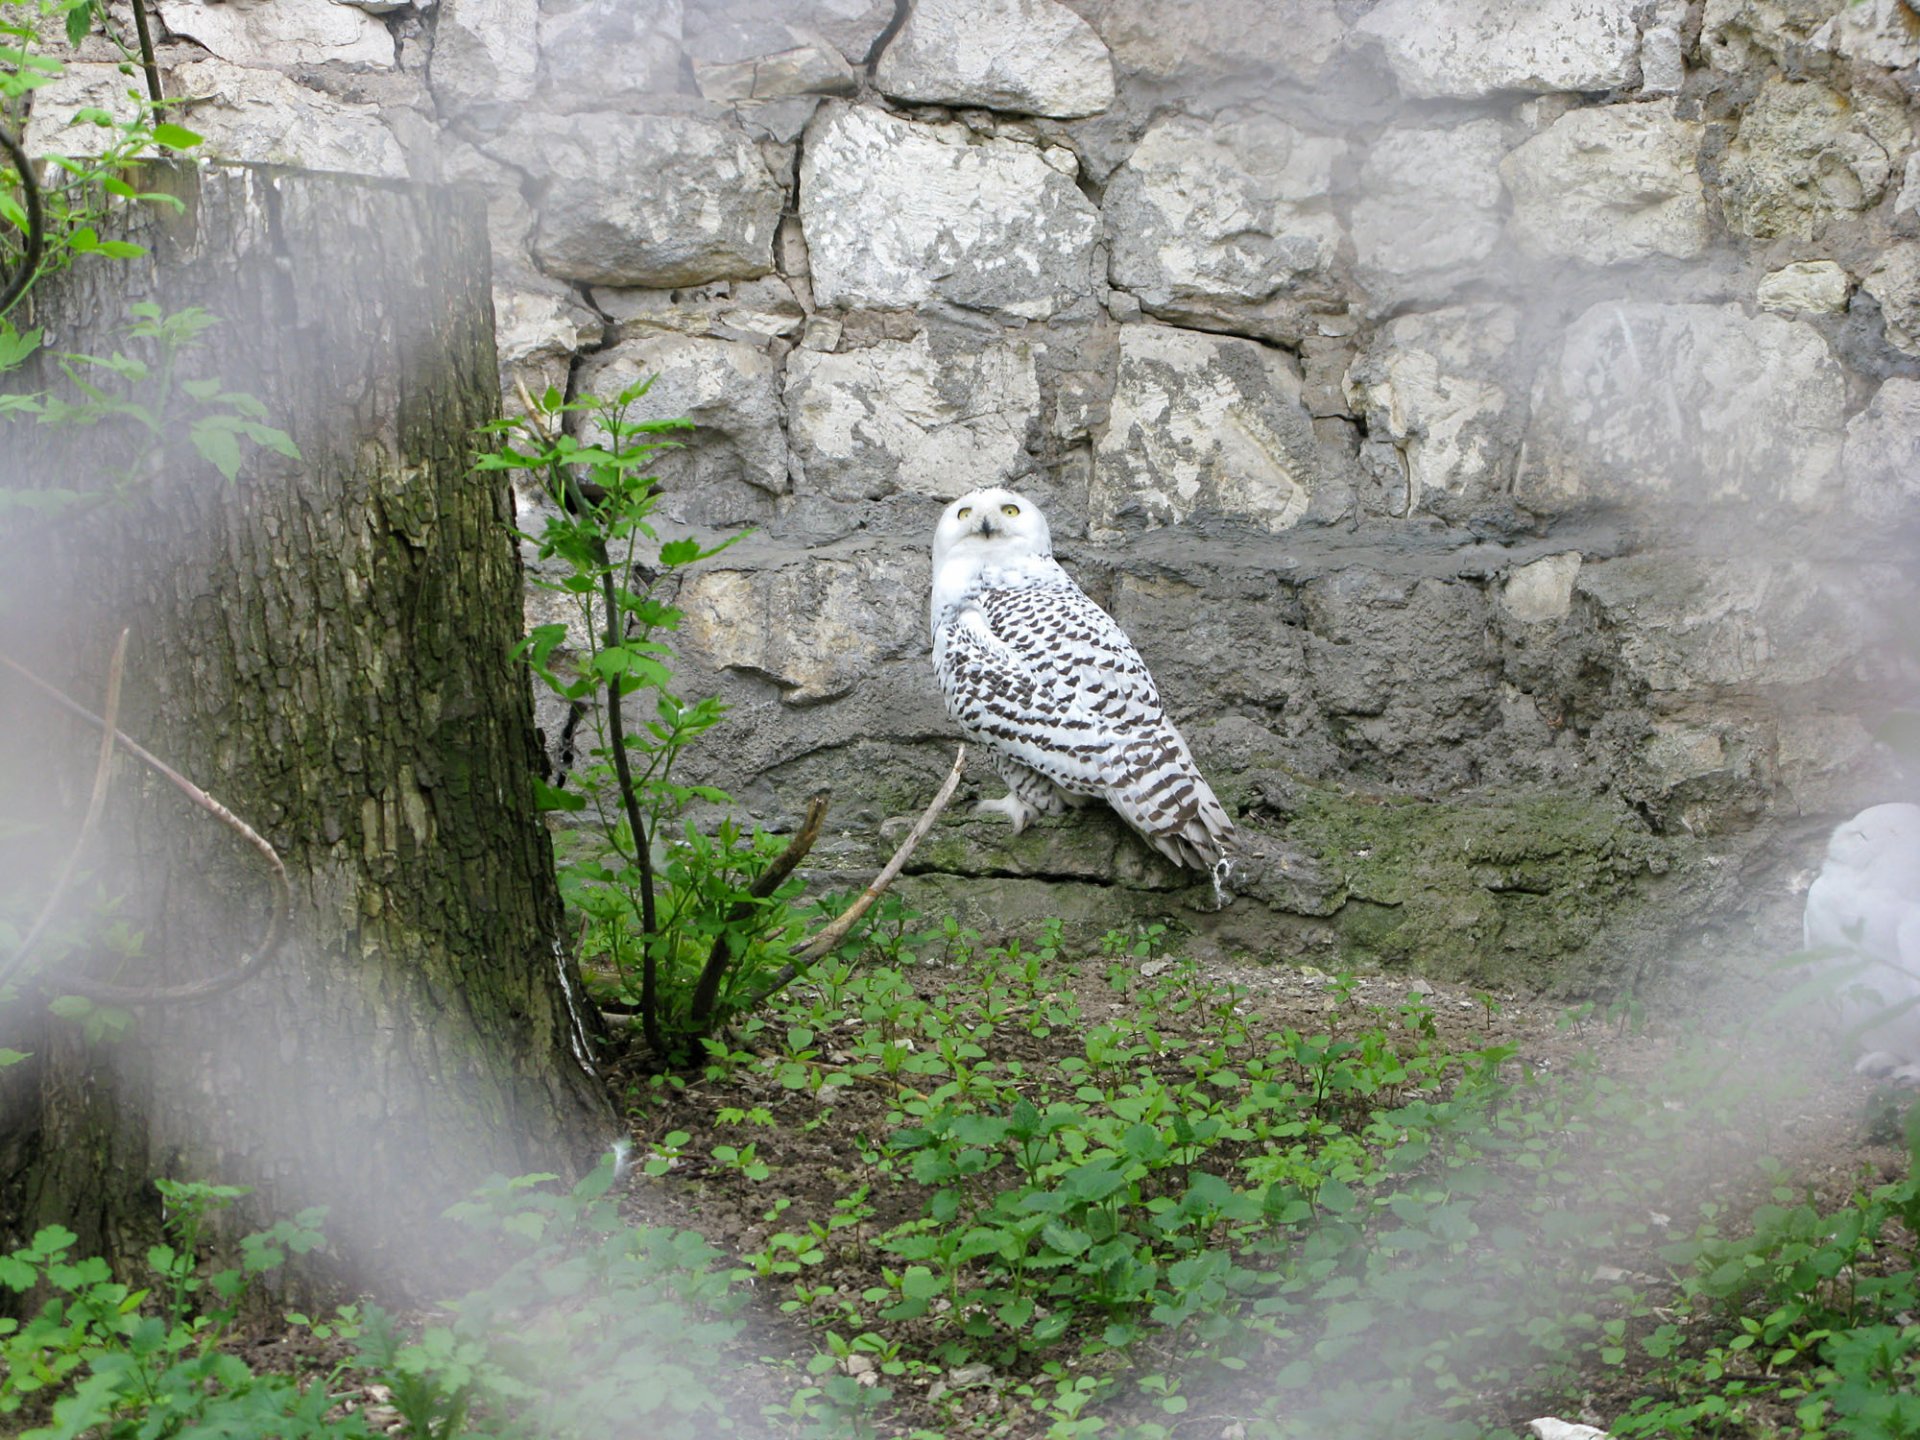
[978,757,1071,834]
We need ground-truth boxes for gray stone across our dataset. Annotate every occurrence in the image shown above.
[1717,78,1909,241]
[495,272,605,419]
[492,112,781,287]
[1344,305,1524,520]
[1898,152,1920,219]
[428,0,538,115]
[571,333,788,520]
[1639,25,1685,94]
[1503,554,1584,624]
[1808,0,1920,69]
[1842,378,1920,521]
[875,0,1114,118]
[21,62,143,161]
[593,278,807,344]
[1057,0,1345,84]
[1518,302,1848,512]
[799,104,1100,321]
[1756,260,1851,314]
[164,58,409,176]
[1863,243,1920,356]
[691,28,858,101]
[1501,102,1709,265]
[156,0,395,68]
[1355,0,1640,100]
[1091,325,1320,538]
[538,0,684,111]
[1104,113,1343,338]
[1700,0,1846,69]
[1577,555,1889,694]
[1351,121,1509,305]
[685,0,899,67]
[678,549,927,705]
[786,332,1042,501]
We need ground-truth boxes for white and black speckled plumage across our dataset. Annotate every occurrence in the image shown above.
[930,486,1235,871]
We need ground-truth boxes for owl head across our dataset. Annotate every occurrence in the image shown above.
[1825,802,1920,877]
[932,487,1053,568]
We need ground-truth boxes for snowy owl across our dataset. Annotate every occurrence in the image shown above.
[929,486,1236,871]
[1803,802,1920,1081]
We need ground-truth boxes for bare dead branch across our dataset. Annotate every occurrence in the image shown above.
[742,746,967,1011]
[0,648,291,1006]
[687,789,832,1029]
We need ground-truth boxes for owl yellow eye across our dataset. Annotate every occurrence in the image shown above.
[957,506,972,519]
[1001,503,1020,516]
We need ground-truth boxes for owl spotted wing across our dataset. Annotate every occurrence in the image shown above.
[943,577,1235,869]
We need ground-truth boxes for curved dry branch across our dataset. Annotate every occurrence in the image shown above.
[743,745,968,1011]
[0,649,291,1006]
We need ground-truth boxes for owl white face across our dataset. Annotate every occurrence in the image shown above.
[1827,802,1920,873]
[932,487,1053,568]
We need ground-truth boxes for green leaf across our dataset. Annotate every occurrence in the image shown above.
[659,538,702,567]
[0,1048,30,1066]
[191,421,244,480]
[150,122,203,150]
[65,1,93,47]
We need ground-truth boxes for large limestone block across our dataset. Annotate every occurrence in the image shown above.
[157,0,395,67]
[1863,243,1920,357]
[1842,378,1920,522]
[429,0,538,115]
[786,332,1041,501]
[875,0,1113,117]
[1058,0,1346,84]
[1105,113,1343,337]
[170,59,409,175]
[1517,302,1848,512]
[1344,305,1524,520]
[1716,78,1908,240]
[800,104,1099,321]
[1501,102,1708,264]
[571,333,788,503]
[494,113,781,287]
[678,552,927,705]
[538,0,684,111]
[1351,121,1509,304]
[28,59,408,176]
[1355,0,1640,99]
[1577,556,1891,693]
[1091,325,1320,538]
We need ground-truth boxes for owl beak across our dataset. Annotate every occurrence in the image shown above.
[977,517,999,538]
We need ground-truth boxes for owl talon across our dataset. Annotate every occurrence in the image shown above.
[976,794,1039,834]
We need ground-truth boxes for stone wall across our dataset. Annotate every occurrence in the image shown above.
[28,0,1920,988]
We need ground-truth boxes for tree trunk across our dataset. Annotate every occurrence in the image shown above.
[0,163,615,1296]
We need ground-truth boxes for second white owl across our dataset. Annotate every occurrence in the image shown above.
[930,487,1235,871]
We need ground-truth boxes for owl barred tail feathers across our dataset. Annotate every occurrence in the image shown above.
[929,486,1236,873]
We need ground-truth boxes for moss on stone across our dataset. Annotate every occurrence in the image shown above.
[1284,783,1675,990]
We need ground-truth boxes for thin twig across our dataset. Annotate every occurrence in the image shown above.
[687,790,831,1029]
[743,746,967,1011]
[4,630,128,984]
[0,649,291,1006]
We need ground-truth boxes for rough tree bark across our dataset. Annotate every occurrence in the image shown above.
[0,163,616,1294]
